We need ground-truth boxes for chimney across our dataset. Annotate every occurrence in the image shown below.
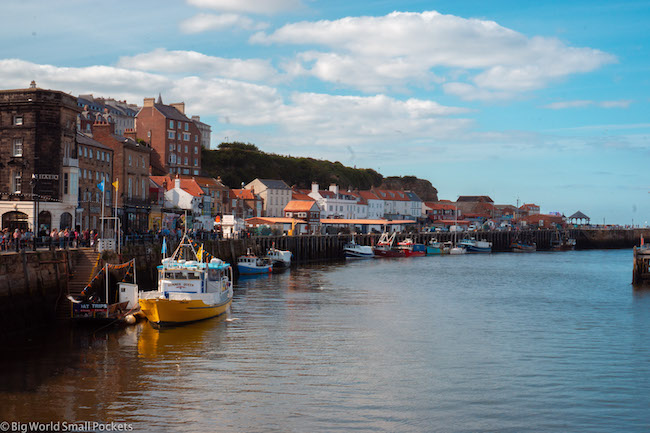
[329,184,339,195]
[29,80,36,89]
[175,174,181,189]
[123,128,137,140]
[92,120,115,140]
[170,102,185,114]
[311,182,319,194]
[143,97,155,108]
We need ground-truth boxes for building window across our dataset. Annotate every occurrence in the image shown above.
[195,135,198,142]
[185,122,189,131]
[184,157,188,165]
[194,146,198,154]
[12,171,22,193]
[183,133,190,141]
[12,138,23,157]
[184,145,188,153]
[169,144,174,151]
[89,148,93,159]
[168,131,174,139]
[97,150,100,160]
[64,173,69,195]
[13,115,23,126]
[107,154,110,163]
[169,120,174,129]
[194,158,198,167]
[128,155,132,166]
[83,147,87,158]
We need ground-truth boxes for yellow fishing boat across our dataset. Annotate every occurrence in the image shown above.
[139,233,233,326]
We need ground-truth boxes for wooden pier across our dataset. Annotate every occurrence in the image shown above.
[632,246,650,286]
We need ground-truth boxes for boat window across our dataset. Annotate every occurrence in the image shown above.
[187,273,201,280]
[208,268,219,281]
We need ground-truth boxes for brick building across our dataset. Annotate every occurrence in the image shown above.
[77,132,113,231]
[92,121,151,232]
[0,83,80,233]
[136,96,202,176]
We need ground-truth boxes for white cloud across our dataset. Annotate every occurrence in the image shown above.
[117,49,278,82]
[252,11,616,98]
[186,0,303,15]
[543,100,632,109]
[180,13,268,33]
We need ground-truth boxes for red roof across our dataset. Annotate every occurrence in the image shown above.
[284,200,320,212]
[373,189,410,201]
[231,189,257,200]
[425,202,456,211]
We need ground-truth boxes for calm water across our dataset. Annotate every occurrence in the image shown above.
[2,250,650,432]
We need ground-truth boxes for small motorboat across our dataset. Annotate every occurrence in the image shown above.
[238,249,273,274]
[266,244,292,268]
[426,239,443,255]
[457,238,492,253]
[343,237,374,259]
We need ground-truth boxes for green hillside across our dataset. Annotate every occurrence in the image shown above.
[201,142,437,201]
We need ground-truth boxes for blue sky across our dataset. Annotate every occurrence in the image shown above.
[2,0,649,224]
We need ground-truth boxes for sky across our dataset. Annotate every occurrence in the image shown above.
[2,0,649,225]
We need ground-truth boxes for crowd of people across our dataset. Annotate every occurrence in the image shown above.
[0,227,102,252]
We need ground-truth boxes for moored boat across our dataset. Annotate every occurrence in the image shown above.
[139,235,233,326]
[511,241,537,253]
[397,238,426,257]
[551,231,576,251]
[266,244,292,268]
[238,249,273,274]
[343,237,374,259]
[372,232,406,258]
[68,259,141,324]
[426,239,443,255]
[458,238,492,253]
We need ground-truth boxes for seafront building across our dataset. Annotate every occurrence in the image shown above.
[76,132,113,231]
[0,83,80,233]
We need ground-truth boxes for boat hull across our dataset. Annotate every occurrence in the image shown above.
[426,246,442,255]
[465,245,492,253]
[373,248,406,258]
[238,264,273,274]
[404,249,426,257]
[139,297,232,326]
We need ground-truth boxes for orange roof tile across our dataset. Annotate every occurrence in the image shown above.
[284,200,319,212]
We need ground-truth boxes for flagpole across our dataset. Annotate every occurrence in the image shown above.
[100,181,105,240]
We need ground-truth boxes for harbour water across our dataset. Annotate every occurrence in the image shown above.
[2,250,650,432]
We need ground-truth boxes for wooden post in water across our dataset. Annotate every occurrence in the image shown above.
[633,246,650,285]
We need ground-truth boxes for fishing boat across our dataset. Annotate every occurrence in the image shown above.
[266,244,292,268]
[397,238,426,257]
[237,249,273,274]
[139,234,233,326]
[372,232,406,258]
[343,237,374,259]
[68,259,140,324]
[426,239,444,255]
[551,231,576,251]
[511,240,537,252]
[458,238,492,253]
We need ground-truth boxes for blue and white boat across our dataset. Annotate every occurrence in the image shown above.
[237,249,273,274]
[458,238,492,253]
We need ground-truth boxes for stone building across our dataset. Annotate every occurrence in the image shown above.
[0,83,80,233]
[136,95,202,176]
[244,179,292,217]
[191,115,211,150]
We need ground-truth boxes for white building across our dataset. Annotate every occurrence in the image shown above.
[164,176,213,230]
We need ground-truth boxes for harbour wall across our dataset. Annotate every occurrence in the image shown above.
[2,228,649,337]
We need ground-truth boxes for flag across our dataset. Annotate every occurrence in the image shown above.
[162,237,167,255]
[112,180,119,190]
[97,179,105,192]
[197,244,204,261]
